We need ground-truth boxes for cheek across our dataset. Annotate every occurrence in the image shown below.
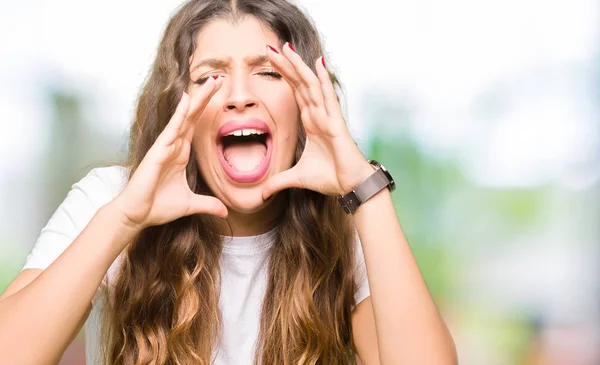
[269,89,300,164]
[272,87,298,117]
[264,87,300,134]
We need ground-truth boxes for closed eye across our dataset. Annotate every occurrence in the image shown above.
[257,71,282,80]
[193,75,221,85]
[193,71,282,85]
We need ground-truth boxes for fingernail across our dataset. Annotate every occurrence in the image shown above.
[287,43,296,52]
[321,57,326,68]
[212,75,219,80]
[267,45,279,54]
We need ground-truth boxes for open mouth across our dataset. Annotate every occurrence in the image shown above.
[216,120,273,183]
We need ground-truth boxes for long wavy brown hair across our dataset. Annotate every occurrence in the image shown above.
[100,0,360,364]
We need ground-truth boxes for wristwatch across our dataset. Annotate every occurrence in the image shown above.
[338,160,395,214]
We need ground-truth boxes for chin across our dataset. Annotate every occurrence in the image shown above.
[221,185,271,214]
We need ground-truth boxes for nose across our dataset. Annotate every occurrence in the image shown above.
[222,74,258,112]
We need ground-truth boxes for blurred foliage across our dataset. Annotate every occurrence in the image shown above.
[369,125,465,302]
[365,100,553,364]
[1,88,124,296]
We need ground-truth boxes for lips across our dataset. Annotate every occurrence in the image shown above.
[216,118,273,183]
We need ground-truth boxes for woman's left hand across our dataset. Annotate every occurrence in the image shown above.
[262,43,374,200]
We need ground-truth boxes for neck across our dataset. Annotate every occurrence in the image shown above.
[217,193,285,236]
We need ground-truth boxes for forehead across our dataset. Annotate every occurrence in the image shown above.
[194,16,280,59]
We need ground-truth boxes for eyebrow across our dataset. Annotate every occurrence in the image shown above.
[190,54,270,73]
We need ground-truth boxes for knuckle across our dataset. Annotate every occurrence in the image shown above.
[289,77,302,88]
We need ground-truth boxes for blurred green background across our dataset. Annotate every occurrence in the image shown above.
[1,0,598,364]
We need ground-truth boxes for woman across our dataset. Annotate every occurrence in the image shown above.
[0,0,457,364]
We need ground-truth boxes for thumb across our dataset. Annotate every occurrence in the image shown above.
[262,167,301,201]
[188,194,228,218]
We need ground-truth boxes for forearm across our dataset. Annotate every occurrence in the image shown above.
[0,202,138,365]
[353,189,457,365]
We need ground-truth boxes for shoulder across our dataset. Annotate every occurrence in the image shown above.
[20,165,130,272]
[38,164,130,241]
[83,165,129,197]
[72,165,129,207]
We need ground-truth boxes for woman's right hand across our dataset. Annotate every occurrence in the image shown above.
[112,77,227,232]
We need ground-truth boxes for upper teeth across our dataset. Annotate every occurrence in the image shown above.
[226,128,266,137]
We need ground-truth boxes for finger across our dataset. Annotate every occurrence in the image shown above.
[157,92,191,145]
[188,75,223,117]
[188,194,228,218]
[266,45,309,110]
[281,42,326,108]
[315,56,343,119]
[293,90,307,111]
[181,76,223,140]
[262,167,301,201]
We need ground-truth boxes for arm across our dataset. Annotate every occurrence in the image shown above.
[350,166,457,364]
[0,82,226,365]
[0,203,138,365]
[352,297,379,365]
[261,43,457,365]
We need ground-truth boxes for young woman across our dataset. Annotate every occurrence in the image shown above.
[0,0,457,364]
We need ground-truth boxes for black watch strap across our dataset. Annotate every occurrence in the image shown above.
[338,160,395,214]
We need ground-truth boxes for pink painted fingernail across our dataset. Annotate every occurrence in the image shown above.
[267,45,279,54]
[287,43,296,52]
[321,57,326,68]
[212,75,219,80]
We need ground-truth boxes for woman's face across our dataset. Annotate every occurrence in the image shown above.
[188,16,299,215]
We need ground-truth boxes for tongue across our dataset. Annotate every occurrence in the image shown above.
[223,142,267,172]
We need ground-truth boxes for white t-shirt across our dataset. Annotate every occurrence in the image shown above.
[20,166,371,365]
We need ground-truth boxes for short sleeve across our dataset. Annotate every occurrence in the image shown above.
[353,231,371,308]
[21,166,128,272]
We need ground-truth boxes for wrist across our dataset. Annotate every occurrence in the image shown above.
[339,159,375,195]
[86,202,142,257]
[351,184,393,216]
[102,199,144,238]
[338,159,396,214]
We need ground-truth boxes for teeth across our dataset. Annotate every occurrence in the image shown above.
[226,128,266,137]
